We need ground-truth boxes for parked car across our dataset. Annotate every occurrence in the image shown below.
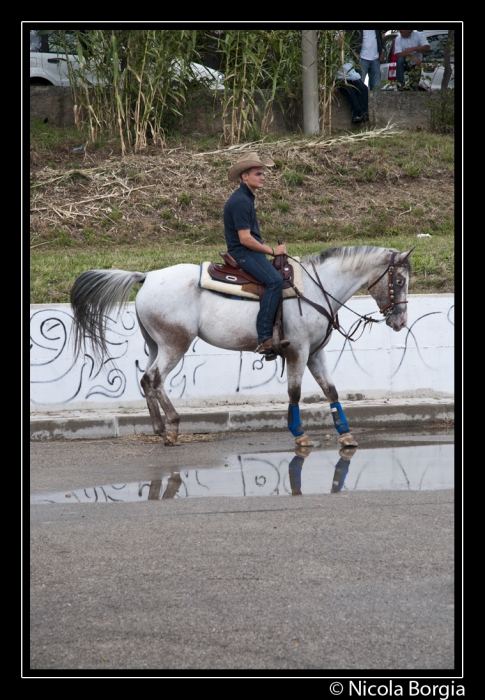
[380,30,454,90]
[30,30,96,87]
[29,30,225,90]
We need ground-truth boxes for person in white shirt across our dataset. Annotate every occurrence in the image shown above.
[394,30,430,91]
[345,30,385,91]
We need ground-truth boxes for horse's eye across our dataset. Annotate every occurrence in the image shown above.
[396,278,404,287]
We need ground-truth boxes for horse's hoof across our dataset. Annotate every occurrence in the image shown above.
[339,432,358,447]
[295,445,314,458]
[295,434,314,447]
[164,431,180,446]
[339,446,358,460]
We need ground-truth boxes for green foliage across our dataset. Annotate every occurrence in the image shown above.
[83,227,95,242]
[404,164,421,178]
[108,205,123,221]
[275,201,291,213]
[428,89,455,134]
[179,193,192,206]
[30,118,81,149]
[284,171,305,186]
[50,29,360,149]
[360,164,382,182]
[58,29,208,153]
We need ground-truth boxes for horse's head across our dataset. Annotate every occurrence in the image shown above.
[367,248,414,331]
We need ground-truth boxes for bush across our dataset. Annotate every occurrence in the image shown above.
[428,89,454,134]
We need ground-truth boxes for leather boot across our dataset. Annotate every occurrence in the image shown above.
[256,338,276,354]
[256,338,290,355]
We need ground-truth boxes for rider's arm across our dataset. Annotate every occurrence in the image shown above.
[238,229,286,256]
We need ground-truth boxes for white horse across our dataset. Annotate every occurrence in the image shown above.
[70,245,413,447]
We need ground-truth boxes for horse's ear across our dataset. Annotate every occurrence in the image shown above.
[399,247,415,263]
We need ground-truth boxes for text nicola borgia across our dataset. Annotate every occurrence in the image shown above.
[348,681,464,698]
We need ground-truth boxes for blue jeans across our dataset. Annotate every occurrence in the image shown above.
[396,57,421,91]
[234,249,283,342]
[359,57,382,91]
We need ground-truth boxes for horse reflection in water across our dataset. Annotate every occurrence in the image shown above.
[155,446,357,500]
[70,246,413,448]
[288,446,357,495]
[147,472,183,500]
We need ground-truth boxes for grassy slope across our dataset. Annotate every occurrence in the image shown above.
[29,122,455,303]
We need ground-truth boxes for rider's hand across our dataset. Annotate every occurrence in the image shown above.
[274,243,287,255]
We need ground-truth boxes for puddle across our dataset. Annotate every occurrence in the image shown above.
[31,443,454,504]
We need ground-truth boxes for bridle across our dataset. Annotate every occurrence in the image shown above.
[367,248,414,317]
[284,248,413,355]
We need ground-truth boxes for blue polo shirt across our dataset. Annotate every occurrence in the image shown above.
[223,182,263,259]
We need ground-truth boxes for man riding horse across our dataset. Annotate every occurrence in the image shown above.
[223,152,290,357]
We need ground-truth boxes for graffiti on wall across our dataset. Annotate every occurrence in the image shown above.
[30,297,454,407]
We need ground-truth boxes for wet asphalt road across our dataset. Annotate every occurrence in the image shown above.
[29,428,456,675]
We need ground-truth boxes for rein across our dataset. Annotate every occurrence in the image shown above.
[284,251,411,356]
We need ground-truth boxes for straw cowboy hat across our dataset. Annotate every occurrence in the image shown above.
[227,151,275,182]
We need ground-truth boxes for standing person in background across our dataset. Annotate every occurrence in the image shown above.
[394,29,430,91]
[346,29,385,91]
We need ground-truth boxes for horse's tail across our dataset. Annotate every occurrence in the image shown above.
[70,269,147,361]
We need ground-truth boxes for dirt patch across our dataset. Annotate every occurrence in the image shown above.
[30,128,455,297]
[117,433,218,444]
[29,129,453,245]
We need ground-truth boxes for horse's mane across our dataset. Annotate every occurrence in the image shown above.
[303,246,405,275]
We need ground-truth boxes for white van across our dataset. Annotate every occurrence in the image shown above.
[29,29,225,90]
[29,30,85,86]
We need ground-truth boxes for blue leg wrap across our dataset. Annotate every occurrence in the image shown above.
[288,456,303,489]
[332,458,350,492]
[330,401,350,434]
[287,404,304,437]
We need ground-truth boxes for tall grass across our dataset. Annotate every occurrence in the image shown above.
[55,29,206,154]
[208,29,355,143]
[50,29,356,150]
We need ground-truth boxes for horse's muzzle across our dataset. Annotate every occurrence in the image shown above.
[386,309,407,331]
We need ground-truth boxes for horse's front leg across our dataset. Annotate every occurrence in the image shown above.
[286,348,314,447]
[307,350,358,447]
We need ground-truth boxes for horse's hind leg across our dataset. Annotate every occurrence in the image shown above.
[137,313,190,446]
[149,360,185,446]
[307,349,358,447]
[137,314,170,439]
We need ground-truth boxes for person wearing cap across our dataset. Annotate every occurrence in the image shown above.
[394,30,430,91]
[224,152,290,355]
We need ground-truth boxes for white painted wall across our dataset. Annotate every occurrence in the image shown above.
[30,294,454,412]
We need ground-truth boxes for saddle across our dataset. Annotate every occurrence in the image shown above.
[208,251,296,300]
[208,247,295,361]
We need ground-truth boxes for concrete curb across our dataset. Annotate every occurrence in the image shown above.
[30,398,454,441]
